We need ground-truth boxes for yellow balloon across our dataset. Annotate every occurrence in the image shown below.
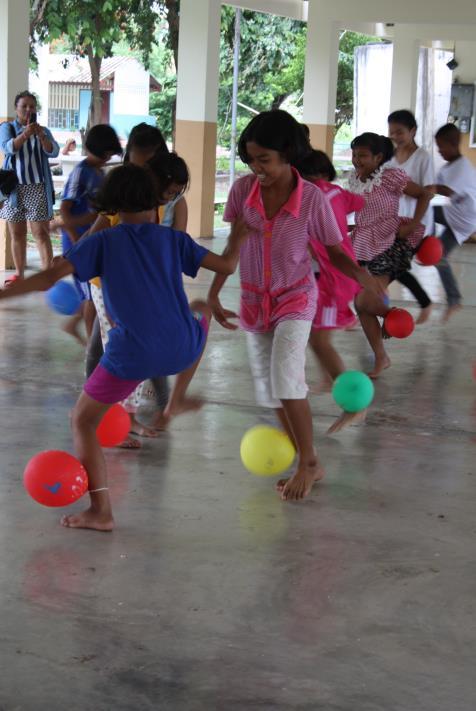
[240,425,296,476]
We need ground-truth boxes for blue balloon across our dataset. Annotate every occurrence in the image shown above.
[45,281,81,316]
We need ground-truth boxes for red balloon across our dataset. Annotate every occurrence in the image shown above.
[96,404,131,447]
[384,308,415,339]
[416,236,443,266]
[24,450,88,507]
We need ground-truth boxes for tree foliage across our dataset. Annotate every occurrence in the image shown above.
[30,0,162,126]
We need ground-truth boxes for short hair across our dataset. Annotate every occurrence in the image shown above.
[435,122,460,145]
[238,110,312,166]
[84,124,122,159]
[94,164,158,214]
[147,151,190,198]
[14,91,37,107]
[350,132,394,165]
[387,109,417,131]
[124,122,168,162]
[0,169,18,197]
[295,149,336,182]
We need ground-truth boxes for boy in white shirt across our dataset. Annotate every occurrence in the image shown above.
[433,123,476,322]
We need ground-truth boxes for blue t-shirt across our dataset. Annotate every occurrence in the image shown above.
[61,159,103,251]
[66,223,209,379]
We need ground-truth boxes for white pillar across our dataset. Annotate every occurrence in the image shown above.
[0,0,29,271]
[175,0,221,238]
[302,0,340,155]
[389,26,420,113]
[0,0,29,121]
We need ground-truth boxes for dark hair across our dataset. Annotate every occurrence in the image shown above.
[350,132,394,166]
[295,149,337,182]
[387,109,417,130]
[124,122,168,162]
[238,110,312,166]
[300,123,311,141]
[94,164,157,214]
[147,151,190,199]
[85,124,122,159]
[0,169,18,197]
[435,122,460,144]
[14,91,36,107]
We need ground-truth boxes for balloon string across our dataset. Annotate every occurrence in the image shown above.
[89,487,109,493]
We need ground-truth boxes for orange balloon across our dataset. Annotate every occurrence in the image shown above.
[96,404,131,447]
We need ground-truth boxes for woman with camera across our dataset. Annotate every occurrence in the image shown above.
[0,91,59,286]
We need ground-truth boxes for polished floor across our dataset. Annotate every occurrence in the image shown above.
[0,240,475,710]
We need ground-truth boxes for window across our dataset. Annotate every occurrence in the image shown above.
[48,109,79,130]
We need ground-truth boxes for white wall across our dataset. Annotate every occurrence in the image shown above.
[113,60,149,116]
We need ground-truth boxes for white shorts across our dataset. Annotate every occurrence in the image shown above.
[246,320,312,409]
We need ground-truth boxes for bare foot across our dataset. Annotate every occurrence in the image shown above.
[442,303,463,323]
[60,507,114,532]
[416,304,432,325]
[61,320,86,347]
[276,463,325,501]
[368,354,391,380]
[129,416,159,438]
[118,435,141,449]
[326,409,367,435]
[163,397,203,421]
[152,411,169,432]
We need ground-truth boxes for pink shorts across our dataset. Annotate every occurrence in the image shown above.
[84,364,142,404]
[84,310,209,404]
[312,294,357,331]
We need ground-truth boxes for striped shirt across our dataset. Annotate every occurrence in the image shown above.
[9,120,44,185]
[350,167,424,261]
[224,169,342,332]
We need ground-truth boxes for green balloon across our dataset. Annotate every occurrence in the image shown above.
[332,371,374,413]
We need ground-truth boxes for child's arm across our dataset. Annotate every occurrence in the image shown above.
[206,217,249,330]
[82,213,112,239]
[432,184,454,198]
[60,200,97,243]
[398,182,433,238]
[172,197,188,231]
[323,244,386,296]
[0,259,74,301]
[200,216,248,275]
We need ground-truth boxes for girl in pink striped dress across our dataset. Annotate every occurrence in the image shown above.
[207,111,381,502]
[348,133,431,378]
[296,149,366,433]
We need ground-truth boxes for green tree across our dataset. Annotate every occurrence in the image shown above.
[30,0,161,127]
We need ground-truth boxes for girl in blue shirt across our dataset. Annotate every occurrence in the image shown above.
[0,164,249,532]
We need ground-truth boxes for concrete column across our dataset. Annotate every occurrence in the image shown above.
[0,0,29,270]
[302,0,340,156]
[389,26,420,113]
[175,0,221,238]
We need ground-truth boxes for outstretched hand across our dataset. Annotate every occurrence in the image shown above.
[207,294,239,330]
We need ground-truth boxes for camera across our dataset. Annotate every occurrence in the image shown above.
[29,112,37,124]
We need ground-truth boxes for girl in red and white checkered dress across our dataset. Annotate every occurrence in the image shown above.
[208,112,382,502]
[348,133,432,379]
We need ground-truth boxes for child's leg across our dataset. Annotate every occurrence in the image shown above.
[396,271,432,324]
[269,321,324,501]
[308,328,365,434]
[61,391,114,531]
[436,228,462,321]
[355,276,391,379]
[151,376,170,431]
[309,329,345,381]
[85,316,103,378]
[162,300,211,422]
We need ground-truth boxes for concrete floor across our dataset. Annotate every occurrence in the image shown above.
[0,239,475,710]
